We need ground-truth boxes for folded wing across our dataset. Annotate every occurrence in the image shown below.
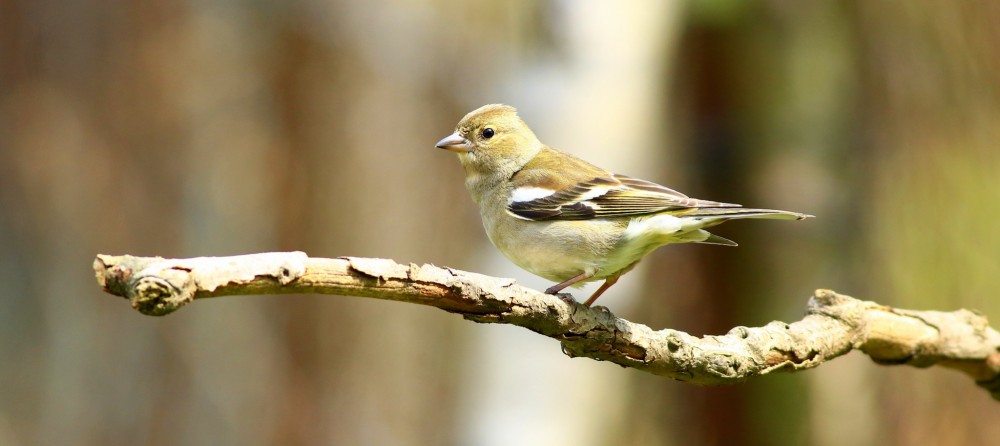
[508,173,739,221]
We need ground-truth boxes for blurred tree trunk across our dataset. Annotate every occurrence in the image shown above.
[624,2,854,445]
[854,0,1000,444]
[0,0,524,444]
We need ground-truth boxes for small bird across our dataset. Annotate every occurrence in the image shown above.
[436,104,811,307]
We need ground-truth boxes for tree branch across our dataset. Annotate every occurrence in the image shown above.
[92,252,1000,400]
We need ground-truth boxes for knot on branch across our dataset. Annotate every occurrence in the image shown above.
[94,254,196,315]
[132,268,196,316]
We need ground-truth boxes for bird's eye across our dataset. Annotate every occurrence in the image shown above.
[481,128,495,139]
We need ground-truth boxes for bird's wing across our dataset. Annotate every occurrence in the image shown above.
[507,148,738,221]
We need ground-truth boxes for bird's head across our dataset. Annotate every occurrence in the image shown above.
[436,104,543,176]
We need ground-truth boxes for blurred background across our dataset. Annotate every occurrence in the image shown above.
[2,0,999,444]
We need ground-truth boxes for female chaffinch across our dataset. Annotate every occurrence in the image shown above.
[436,104,811,307]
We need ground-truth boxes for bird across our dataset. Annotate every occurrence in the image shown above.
[436,104,811,307]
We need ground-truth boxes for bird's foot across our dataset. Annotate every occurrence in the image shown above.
[554,293,580,306]
[589,305,612,314]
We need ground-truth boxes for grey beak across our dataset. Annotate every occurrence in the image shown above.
[435,132,471,152]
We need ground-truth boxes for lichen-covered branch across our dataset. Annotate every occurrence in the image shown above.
[93,252,1000,400]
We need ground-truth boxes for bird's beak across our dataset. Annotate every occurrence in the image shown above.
[435,132,472,153]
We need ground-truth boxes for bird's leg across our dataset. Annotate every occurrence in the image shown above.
[583,274,621,307]
[544,271,593,295]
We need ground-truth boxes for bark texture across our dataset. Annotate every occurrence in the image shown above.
[94,252,1000,400]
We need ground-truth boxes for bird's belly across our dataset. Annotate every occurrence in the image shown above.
[487,218,629,284]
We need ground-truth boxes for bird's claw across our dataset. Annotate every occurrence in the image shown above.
[590,304,612,314]
[555,293,579,305]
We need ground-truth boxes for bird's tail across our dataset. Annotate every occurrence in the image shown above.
[684,207,812,245]
[643,206,811,247]
[686,207,813,222]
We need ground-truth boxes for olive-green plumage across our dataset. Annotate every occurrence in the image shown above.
[436,104,811,306]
